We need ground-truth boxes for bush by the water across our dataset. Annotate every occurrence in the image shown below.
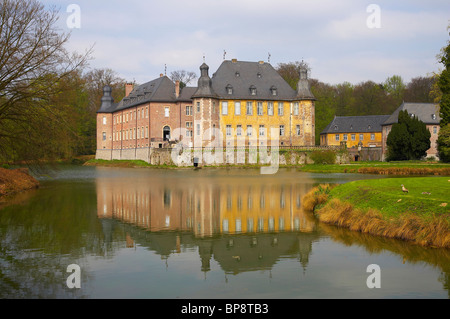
[310,150,336,164]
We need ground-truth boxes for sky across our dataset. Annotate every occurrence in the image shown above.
[41,0,450,86]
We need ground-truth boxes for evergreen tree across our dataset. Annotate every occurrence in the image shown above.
[437,28,450,162]
[437,124,450,162]
[387,110,430,161]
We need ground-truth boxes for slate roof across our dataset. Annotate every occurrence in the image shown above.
[98,76,195,113]
[210,60,298,100]
[321,115,391,134]
[98,60,315,113]
[382,102,441,125]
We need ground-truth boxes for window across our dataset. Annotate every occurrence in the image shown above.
[271,86,277,96]
[197,102,201,113]
[235,102,241,115]
[237,125,242,136]
[186,106,192,116]
[267,102,274,116]
[222,102,228,115]
[280,125,285,136]
[278,102,284,116]
[433,126,437,134]
[259,125,265,136]
[351,134,356,141]
[296,125,301,136]
[137,127,140,139]
[343,134,348,141]
[102,132,106,141]
[226,85,233,95]
[164,107,170,117]
[226,125,232,136]
[247,125,253,136]
[294,102,299,116]
[371,134,375,140]
[335,134,339,141]
[359,134,364,140]
[145,126,148,138]
[257,102,263,115]
[197,124,200,136]
[246,102,253,115]
[103,116,107,125]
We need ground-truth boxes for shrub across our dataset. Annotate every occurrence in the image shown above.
[310,150,336,164]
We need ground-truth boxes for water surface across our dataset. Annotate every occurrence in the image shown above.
[0,166,448,299]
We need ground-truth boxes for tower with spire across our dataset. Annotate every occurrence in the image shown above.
[192,63,220,148]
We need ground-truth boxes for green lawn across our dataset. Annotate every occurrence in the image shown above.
[327,176,450,218]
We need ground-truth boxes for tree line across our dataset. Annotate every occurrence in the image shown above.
[0,0,126,163]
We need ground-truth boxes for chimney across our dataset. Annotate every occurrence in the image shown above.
[160,73,164,77]
[175,80,180,98]
[125,82,134,97]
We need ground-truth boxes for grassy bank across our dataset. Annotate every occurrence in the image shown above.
[299,161,450,175]
[0,167,40,199]
[302,177,450,248]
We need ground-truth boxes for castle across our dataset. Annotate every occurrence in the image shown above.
[96,59,316,164]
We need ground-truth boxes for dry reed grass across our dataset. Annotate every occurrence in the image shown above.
[301,184,334,211]
[316,198,450,248]
[302,185,450,248]
[357,166,450,175]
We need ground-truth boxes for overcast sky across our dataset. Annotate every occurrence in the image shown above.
[42,0,450,85]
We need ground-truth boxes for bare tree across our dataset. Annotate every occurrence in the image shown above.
[0,0,91,162]
[170,70,197,88]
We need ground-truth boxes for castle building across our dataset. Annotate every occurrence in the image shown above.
[96,59,316,162]
[320,115,390,148]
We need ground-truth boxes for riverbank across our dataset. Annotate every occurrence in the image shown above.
[302,177,450,248]
[0,167,40,200]
[299,161,450,175]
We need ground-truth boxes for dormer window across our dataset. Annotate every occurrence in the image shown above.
[257,73,262,78]
[334,125,338,130]
[368,125,371,130]
[235,72,240,77]
[226,84,233,95]
[271,86,277,96]
[432,114,436,120]
[250,85,257,96]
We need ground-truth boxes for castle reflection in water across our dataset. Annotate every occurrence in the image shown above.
[96,169,318,237]
[95,169,320,274]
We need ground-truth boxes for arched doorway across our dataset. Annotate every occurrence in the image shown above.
[163,126,171,141]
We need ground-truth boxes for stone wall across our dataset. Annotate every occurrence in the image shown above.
[97,147,350,166]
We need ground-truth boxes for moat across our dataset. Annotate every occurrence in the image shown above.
[0,166,448,298]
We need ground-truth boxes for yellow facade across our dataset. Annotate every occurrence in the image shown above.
[321,131,382,148]
[219,99,315,147]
